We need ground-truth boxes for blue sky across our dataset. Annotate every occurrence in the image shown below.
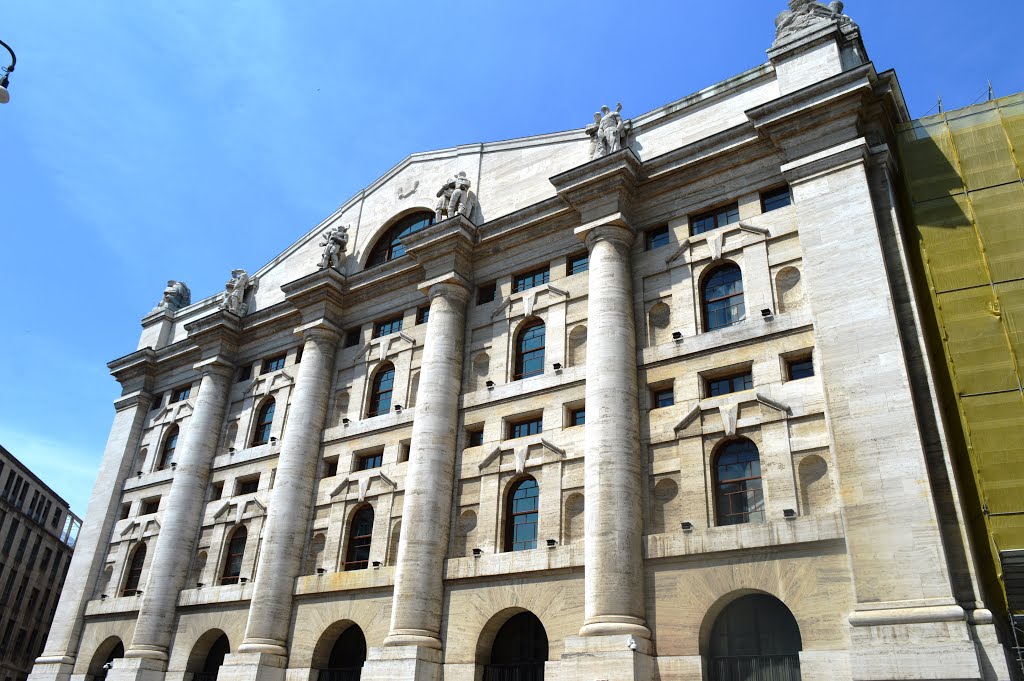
[1,1,1021,515]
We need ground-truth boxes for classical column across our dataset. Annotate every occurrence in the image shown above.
[579,223,649,640]
[234,327,339,657]
[385,279,470,647]
[29,356,154,681]
[120,360,234,665]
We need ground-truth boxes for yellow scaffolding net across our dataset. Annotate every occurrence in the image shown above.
[897,93,1024,616]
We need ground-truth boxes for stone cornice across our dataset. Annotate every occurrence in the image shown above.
[184,309,244,363]
[550,148,642,225]
[402,214,478,282]
[107,348,157,391]
[281,266,347,329]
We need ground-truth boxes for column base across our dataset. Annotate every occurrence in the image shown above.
[215,652,288,681]
[27,659,76,681]
[106,657,167,681]
[848,605,991,680]
[359,645,442,681]
[559,634,655,681]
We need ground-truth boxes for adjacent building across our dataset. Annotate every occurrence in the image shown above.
[896,93,1024,675]
[0,445,81,681]
[25,3,1020,681]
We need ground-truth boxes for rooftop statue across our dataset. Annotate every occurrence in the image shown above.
[318,225,350,272]
[774,0,856,45]
[435,171,477,223]
[156,280,191,312]
[586,103,631,160]
[220,269,252,317]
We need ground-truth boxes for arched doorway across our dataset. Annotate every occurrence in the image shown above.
[316,624,366,681]
[193,633,230,681]
[707,594,802,681]
[485,612,548,681]
[87,637,124,681]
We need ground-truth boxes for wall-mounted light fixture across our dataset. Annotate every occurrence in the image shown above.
[761,308,774,321]
[546,538,557,548]
[552,363,562,372]
[472,548,482,557]
[270,436,278,444]
[372,560,382,568]
[681,521,694,531]
[783,508,797,519]
[316,568,326,575]
[196,582,205,588]
[485,380,495,389]
[342,418,351,425]
[394,404,403,413]
[239,577,249,584]
[672,331,683,341]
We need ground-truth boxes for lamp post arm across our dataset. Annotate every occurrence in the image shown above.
[0,39,15,74]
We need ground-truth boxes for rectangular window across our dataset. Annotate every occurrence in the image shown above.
[786,355,815,380]
[323,458,339,478]
[358,452,383,470]
[39,548,52,573]
[236,477,260,495]
[51,508,61,528]
[569,407,586,426]
[761,185,792,213]
[652,387,675,409]
[3,520,19,553]
[466,429,484,447]
[237,365,253,383]
[567,252,589,275]
[509,417,543,439]
[707,370,754,397]
[261,355,286,374]
[691,202,740,235]
[416,306,430,325]
[140,498,160,515]
[344,327,362,348]
[476,282,497,305]
[169,385,191,404]
[374,316,403,338]
[295,345,303,364]
[119,503,131,520]
[398,440,411,463]
[513,267,550,293]
[149,394,164,411]
[210,482,223,502]
[645,225,670,250]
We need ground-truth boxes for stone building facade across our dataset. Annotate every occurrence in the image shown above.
[0,445,81,681]
[26,4,1018,681]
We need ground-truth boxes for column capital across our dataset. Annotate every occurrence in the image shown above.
[184,310,243,363]
[192,357,235,379]
[293,320,343,346]
[575,213,636,250]
[418,272,472,305]
[282,267,347,328]
[550,148,641,226]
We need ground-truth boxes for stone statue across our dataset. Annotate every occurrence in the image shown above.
[435,172,476,222]
[157,280,191,312]
[318,225,349,271]
[774,0,855,45]
[587,103,631,160]
[435,176,457,223]
[448,173,476,219]
[220,269,251,317]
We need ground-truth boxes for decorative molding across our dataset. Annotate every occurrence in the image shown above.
[514,447,528,474]
[522,291,538,317]
[674,405,702,433]
[478,447,504,471]
[666,238,692,265]
[708,232,725,261]
[213,502,233,520]
[378,471,397,489]
[329,477,351,498]
[119,521,138,538]
[540,439,565,457]
[720,403,739,437]
[491,298,513,320]
[357,477,370,502]
[546,284,570,298]
[756,392,791,414]
[738,221,770,237]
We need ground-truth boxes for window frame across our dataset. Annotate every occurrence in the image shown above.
[513,320,546,381]
[235,476,260,496]
[785,353,815,381]
[252,398,276,446]
[373,316,403,339]
[466,429,484,448]
[357,451,383,471]
[701,263,746,331]
[714,439,765,527]
[344,505,374,571]
[651,386,675,409]
[220,526,248,585]
[261,355,286,375]
[566,252,590,276]
[705,369,754,398]
[512,266,550,293]
[365,211,435,267]
[368,363,396,417]
[158,426,179,470]
[690,202,740,236]
[169,385,191,404]
[569,407,586,427]
[760,185,793,213]
[508,416,543,440]
[122,543,146,596]
[505,477,539,552]
[416,305,430,325]
[476,282,497,305]
[645,225,670,251]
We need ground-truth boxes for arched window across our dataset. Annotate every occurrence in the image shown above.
[321,625,367,681]
[702,263,745,331]
[505,478,539,552]
[221,526,247,585]
[513,321,546,380]
[708,594,802,681]
[158,426,179,470]
[252,398,275,446]
[366,211,435,267]
[122,543,146,596]
[368,363,395,417]
[345,506,374,571]
[714,439,765,526]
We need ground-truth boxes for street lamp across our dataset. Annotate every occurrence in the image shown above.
[0,39,16,104]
